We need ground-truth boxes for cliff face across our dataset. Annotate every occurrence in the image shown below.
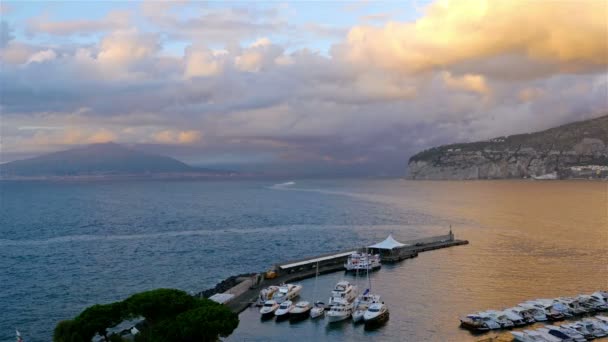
[408,115,608,180]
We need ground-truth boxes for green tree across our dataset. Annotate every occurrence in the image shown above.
[76,302,126,341]
[53,320,89,342]
[125,289,196,324]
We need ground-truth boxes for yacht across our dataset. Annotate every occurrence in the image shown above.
[543,325,586,342]
[328,280,357,306]
[557,297,588,315]
[352,290,381,323]
[310,301,325,319]
[326,302,353,323]
[502,309,527,326]
[273,284,302,304]
[257,285,280,306]
[561,322,594,340]
[344,252,381,273]
[274,300,294,321]
[459,313,500,331]
[289,301,311,322]
[507,307,537,324]
[481,310,514,328]
[591,291,608,305]
[518,303,548,321]
[259,300,279,319]
[578,294,607,312]
[524,300,564,321]
[511,329,561,342]
[363,302,389,329]
[579,319,608,338]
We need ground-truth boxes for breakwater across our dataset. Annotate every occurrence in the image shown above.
[199,233,469,314]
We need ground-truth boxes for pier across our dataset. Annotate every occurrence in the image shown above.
[201,232,469,314]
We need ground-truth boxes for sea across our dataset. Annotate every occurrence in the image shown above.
[0,179,606,342]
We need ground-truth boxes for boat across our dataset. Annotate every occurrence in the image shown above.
[518,303,548,321]
[257,285,280,306]
[328,280,357,306]
[344,252,381,273]
[352,290,381,323]
[523,300,564,321]
[259,300,279,319]
[363,302,389,329]
[511,329,561,342]
[274,300,294,321]
[580,318,608,337]
[561,322,595,340]
[481,310,514,328]
[310,262,325,319]
[557,297,588,315]
[273,284,302,304]
[532,172,558,180]
[310,301,325,319]
[507,307,537,324]
[502,308,527,326]
[459,314,496,331]
[326,302,353,323]
[543,325,586,342]
[289,301,311,322]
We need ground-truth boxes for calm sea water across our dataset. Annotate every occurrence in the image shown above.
[1,179,606,341]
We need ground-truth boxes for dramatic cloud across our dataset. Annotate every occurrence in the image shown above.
[343,0,608,77]
[1,0,606,175]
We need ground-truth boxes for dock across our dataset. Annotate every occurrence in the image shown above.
[202,232,469,314]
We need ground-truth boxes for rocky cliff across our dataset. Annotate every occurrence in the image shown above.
[408,115,608,180]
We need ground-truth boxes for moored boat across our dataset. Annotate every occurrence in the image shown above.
[289,301,312,322]
[259,300,279,320]
[310,301,325,319]
[363,302,389,329]
[344,252,381,273]
[274,300,294,321]
[328,280,357,306]
[273,284,302,304]
[326,303,352,323]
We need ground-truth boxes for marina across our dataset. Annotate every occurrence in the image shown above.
[203,230,469,314]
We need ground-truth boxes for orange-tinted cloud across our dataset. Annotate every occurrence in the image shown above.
[344,0,607,75]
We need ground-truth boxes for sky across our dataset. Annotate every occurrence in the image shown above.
[0,0,607,176]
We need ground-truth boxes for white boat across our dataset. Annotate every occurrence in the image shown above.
[511,329,561,342]
[532,172,558,180]
[310,301,325,319]
[326,302,352,323]
[459,313,499,331]
[257,285,280,306]
[502,308,527,326]
[507,306,537,324]
[518,303,548,321]
[363,302,389,329]
[522,300,564,321]
[344,252,381,273]
[328,280,357,306]
[561,322,594,340]
[352,290,381,323]
[556,297,588,315]
[578,319,608,338]
[289,301,311,322]
[481,310,514,328]
[259,300,279,319]
[274,300,294,321]
[544,325,586,342]
[273,284,302,304]
[309,262,325,319]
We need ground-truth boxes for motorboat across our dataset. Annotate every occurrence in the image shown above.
[537,327,577,342]
[579,319,608,338]
[257,286,280,306]
[544,325,586,342]
[273,284,302,304]
[591,291,608,305]
[502,309,527,326]
[274,300,294,321]
[363,302,389,329]
[289,301,311,322]
[352,290,381,323]
[481,310,514,328]
[507,307,536,324]
[578,295,607,312]
[310,301,325,319]
[326,302,353,323]
[344,252,381,273]
[511,329,561,342]
[523,300,564,321]
[597,315,608,325]
[459,313,500,331]
[518,303,548,321]
[557,297,588,315]
[259,300,279,319]
[328,280,357,306]
[547,300,573,318]
[561,322,594,340]
[588,317,608,332]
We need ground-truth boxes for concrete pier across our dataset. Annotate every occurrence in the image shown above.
[205,233,469,314]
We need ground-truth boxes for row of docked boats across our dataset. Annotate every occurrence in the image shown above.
[511,316,608,341]
[258,280,389,328]
[460,291,608,332]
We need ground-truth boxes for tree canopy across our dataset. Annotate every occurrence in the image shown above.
[53,289,238,342]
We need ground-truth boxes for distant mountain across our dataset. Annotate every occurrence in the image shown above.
[408,115,608,180]
[0,142,229,178]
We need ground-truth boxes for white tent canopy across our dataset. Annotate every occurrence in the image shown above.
[368,234,408,250]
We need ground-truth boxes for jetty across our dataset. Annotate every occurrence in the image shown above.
[200,231,469,314]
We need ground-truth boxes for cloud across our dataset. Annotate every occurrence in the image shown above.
[153,130,202,144]
[88,129,117,143]
[97,29,160,66]
[343,0,607,77]
[27,49,57,64]
[442,72,489,94]
[184,47,224,78]
[26,11,130,36]
[518,87,545,103]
